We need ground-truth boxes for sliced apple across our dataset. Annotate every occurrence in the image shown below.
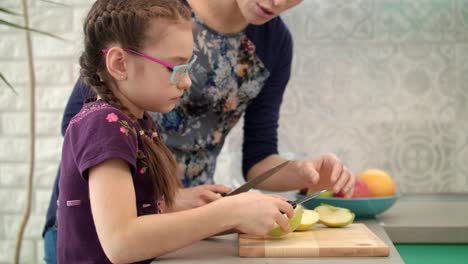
[267,205,304,237]
[295,209,320,231]
[320,190,334,197]
[307,189,333,197]
[314,204,355,228]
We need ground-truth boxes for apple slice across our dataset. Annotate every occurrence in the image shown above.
[319,190,334,197]
[306,189,333,197]
[307,189,334,197]
[295,209,320,231]
[267,205,304,237]
[314,204,355,227]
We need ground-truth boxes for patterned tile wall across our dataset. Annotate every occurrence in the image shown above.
[214,0,468,194]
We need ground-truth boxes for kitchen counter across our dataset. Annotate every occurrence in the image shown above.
[377,194,468,243]
[155,219,404,263]
[153,193,467,262]
[395,244,468,264]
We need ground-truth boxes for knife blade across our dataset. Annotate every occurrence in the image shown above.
[288,189,327,208]
[223,160,290,196]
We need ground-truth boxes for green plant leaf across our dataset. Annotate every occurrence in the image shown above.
[0,7,22,16]
[0,72,18,95]
[0,18,64,40]
[1,1,68,95]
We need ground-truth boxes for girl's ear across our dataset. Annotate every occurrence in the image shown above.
[105,47,128,81]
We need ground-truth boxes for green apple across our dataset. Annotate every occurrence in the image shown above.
[307,189,334,197]
[295,209,320,231]
[320,190,334,197]
[267,205,304,237]
[314,204,355,228]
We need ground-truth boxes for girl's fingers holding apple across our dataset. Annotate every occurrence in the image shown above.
[276,200,294,218]
[274,212,290,234]
[264,220,277,234]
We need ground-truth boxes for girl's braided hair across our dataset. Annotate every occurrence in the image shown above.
[79,0,191,208]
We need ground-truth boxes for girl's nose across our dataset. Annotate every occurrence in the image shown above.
[177,74,192,91]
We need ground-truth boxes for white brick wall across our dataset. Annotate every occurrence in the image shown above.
[0,1,93,263]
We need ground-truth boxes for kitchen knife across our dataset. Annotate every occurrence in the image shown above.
[287,189,327,208]
[223,160,290,196]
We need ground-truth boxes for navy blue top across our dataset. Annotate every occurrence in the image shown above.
[44,14,292,236]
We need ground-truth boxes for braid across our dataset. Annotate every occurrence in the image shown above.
[100,91,181,207]
[79,0,191,208]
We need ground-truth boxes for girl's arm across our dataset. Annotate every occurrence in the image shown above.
[89,158,293,263]
[161,184,232,212]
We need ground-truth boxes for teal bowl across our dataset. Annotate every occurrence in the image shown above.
[295,192,401,218]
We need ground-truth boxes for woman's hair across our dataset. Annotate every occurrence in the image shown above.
[79,0,191,208]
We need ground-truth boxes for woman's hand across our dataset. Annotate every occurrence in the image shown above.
[291,153,355,198]
[168,184,231,212]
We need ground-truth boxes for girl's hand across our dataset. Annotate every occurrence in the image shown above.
[229,192,294,236]
[291,153,355,198]
[169,185,231,211]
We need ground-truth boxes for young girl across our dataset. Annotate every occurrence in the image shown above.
[57,0,294,263]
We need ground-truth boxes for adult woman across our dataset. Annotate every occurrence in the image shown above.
[44,0,355,262]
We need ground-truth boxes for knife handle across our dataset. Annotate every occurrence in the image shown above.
[288,201,297,209]
[280,201,296,214]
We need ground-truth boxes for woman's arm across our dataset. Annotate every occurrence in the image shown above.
[243,20,355,196]
[89,158,293,263]
[242,18,293,189]
[61,78,95,135]
[247,153,355,198]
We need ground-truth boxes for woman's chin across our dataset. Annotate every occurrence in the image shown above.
[247,16,274,26]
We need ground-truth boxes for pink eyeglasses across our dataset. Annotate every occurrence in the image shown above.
[102,48,197,84]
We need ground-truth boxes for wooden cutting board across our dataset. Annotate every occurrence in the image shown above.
[239,223,389,257]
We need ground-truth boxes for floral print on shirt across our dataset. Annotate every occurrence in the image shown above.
[105,112,164,179]
[151,15,270,187]
[70,101,164,216]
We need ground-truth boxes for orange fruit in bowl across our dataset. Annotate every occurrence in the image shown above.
[358,169,396,197]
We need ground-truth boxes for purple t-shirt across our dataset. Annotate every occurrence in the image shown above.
[58,100,160,263]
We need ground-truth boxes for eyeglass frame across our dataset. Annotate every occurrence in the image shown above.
[101,48,197,84]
